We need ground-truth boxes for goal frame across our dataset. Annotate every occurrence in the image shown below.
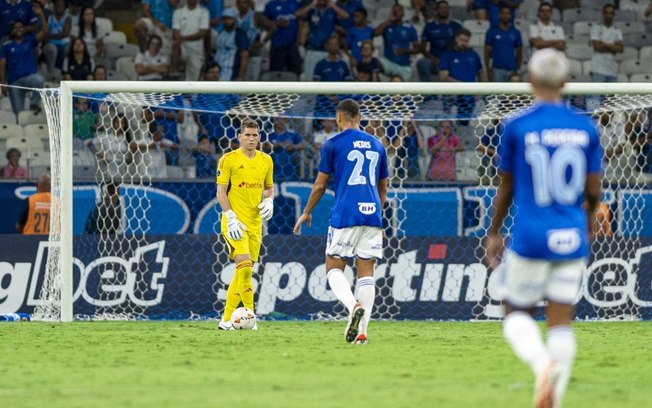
[57,81,652,322]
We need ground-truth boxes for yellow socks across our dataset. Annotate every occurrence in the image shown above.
[236,260,254,310]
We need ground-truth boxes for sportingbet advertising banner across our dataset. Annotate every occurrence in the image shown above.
[1,235,651,320]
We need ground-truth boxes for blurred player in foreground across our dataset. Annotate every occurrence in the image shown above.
[217,118,274,330]
[294,99,389,344]
[484,48,602,408]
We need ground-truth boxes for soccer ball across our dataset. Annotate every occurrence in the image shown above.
[231,307,256,330]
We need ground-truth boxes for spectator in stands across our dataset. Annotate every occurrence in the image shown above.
[428,120,462,181]
[193,62,238,152]
[374,4,419,81]
[335,0,364,35]
[312,118,337,149]
[264,0,301,75]
[0,0,38,40]
[147,121,176,178]
[192,134,217,178]
[2,147,28,179]
[528,2,565,52]
[43,0,71,72]
[344,8,373,67]
[73,97,95,140]
[234,0,275,81]
[439,28,484,120]
[88,113,130,184]
[199,0,223,56]
[63,37,94,80]
[17,173,51,234]
[171,0,209,81]
[75,6,103,59]
[214,8,250,81]
[476,118,501,180]
[646,2,652,18]
[84,182,121,234]
[354,40,381,82]
[473,0,521,28]
[134,34,169,81]
[264,117,305,180]
[296,0,349,82]
[134,0,180,52]
[93,64,107,80]
[313,35,351,81]
[417,0,461,82]
[67,0,82,30]
[484,6,522,82]
[0,19,47,115]
[152,108,183,165]
[397,120,427,179]
[590,4,623,83]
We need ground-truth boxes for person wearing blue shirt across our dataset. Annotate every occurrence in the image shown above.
[484,49,602,408]
[354,40,382,81]
[484,6,522,82]
[416,0,461,82]
[473,0,521,28]
[264,0,301,75]
[334,0,364,34]
[0,20,47,115]
[296,0,348,81]
[0,0,39,39]
[313,36,352,81]
[439,28,484,121]
[344,8,373,63]
[135,0,180,52]
[193,62,240,151]
[294,99,388,345]
[373,4,419,81]
[263,118,305,180]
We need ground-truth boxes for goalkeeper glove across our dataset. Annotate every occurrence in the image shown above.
[258,197,274,221]
[225,210,247,241]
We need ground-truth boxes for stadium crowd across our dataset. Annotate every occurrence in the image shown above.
[0,0,650,184]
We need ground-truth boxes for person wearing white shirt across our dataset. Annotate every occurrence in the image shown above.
[590,4,623,82]
[170,0,210,81]
[134,35,169,80]
[528,2,565,52]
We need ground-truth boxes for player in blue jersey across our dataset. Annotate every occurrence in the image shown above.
[484,49,602,408]
[293,99,389,345]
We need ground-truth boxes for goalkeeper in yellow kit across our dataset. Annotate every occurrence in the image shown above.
[217,118,274,330]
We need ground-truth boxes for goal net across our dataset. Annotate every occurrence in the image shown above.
[31,82,652,322]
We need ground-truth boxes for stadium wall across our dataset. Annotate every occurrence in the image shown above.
[1,235,651,320]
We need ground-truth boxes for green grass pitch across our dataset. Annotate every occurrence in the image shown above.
[0,321,650,407]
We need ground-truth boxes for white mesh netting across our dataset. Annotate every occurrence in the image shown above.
[31,86,652,321]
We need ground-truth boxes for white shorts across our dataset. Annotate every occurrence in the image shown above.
[326,226,383,260]
[501,250,585,308]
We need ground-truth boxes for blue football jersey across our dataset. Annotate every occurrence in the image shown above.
[318,128,389,228]
[498,102,603,260]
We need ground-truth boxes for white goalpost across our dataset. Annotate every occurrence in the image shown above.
[35,81,652,322]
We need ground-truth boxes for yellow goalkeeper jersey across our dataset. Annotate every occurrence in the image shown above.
[216,149,274,230]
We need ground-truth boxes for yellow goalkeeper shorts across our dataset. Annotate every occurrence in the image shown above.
[221,229,262,262]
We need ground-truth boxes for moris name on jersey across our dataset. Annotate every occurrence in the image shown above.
[353,140,372,149]
[524,129,589,147]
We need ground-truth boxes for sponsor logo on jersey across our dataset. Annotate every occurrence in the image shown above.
[353,140,371,149]
[238,181,263,189]
[239,165,245,169]
[358,202,376,215]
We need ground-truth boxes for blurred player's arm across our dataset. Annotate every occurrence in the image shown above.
[16,201,29,233]
[484,171,514,268]
[377,177,388,209]
[293,171,329,234]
